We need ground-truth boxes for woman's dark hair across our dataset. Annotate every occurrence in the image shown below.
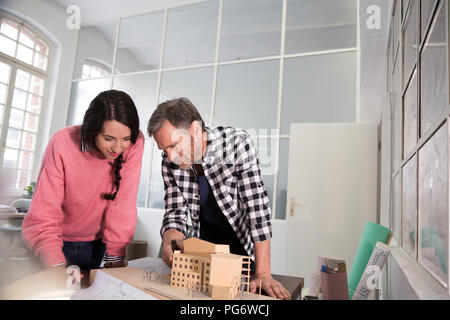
[81,90,140,201]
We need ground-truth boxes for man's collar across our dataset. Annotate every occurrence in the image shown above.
[202,127,216,163]
[187,127,215,173]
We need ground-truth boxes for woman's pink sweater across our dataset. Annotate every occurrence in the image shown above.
[22,125,145,267]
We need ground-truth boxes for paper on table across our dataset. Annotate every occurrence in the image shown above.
[307,271,321,296]
[71,270,157,300]
[128,257,172,275]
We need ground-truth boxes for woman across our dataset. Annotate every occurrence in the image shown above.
[22,90,144,270]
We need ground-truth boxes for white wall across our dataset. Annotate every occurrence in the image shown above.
[71,24,116,80]
[270,219,286,275]
[0,0,78,181]
[133,208,165,258]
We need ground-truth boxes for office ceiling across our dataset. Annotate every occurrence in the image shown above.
[52,0,205,25]
[54,0,359,72]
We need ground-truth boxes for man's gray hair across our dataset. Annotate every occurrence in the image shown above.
[147,97,206,137]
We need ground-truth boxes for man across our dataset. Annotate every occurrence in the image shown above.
[148,97,290,299]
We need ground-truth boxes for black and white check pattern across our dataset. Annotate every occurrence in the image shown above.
[103,253,124,262]
[160,126,272,260]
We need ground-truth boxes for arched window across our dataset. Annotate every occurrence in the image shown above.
[0,13,50,193]
[81,59,111,79]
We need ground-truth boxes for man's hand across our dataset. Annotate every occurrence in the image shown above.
[250,274,291,300]
[104,259,128,268]
[162,238,184,267]
[251,239,290,299]
[161,229,185,267]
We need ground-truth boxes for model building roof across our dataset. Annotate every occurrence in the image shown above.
[184,238,230,255]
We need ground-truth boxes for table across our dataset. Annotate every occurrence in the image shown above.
[1,266,69,299]
[0,213,27,259]
[272,274,304,300]
[1,257,304,300]
[0,213,26,220]
[129,257,304,300]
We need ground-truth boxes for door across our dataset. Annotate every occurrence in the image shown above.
[285,123,378,287]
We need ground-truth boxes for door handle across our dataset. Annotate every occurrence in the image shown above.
[289,197,302,216]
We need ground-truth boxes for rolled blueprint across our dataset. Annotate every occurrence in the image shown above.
[352,241,390,300]
[348,222,392,299]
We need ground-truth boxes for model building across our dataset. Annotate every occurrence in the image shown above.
[170,238,251,300]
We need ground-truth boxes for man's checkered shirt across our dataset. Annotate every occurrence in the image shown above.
[160,126,272,260]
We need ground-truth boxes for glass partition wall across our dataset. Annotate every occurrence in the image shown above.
[67,0,358,219]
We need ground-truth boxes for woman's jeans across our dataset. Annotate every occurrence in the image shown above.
[62,238,106,270]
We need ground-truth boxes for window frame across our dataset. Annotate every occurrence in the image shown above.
[387,0,450,294]
[0,12,51,195]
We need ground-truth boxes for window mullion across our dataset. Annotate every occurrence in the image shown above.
[13,22,21,60]
[0,51,47,79]
[0,63,17,169]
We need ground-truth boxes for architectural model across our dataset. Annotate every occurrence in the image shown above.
[170,238,251,300]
